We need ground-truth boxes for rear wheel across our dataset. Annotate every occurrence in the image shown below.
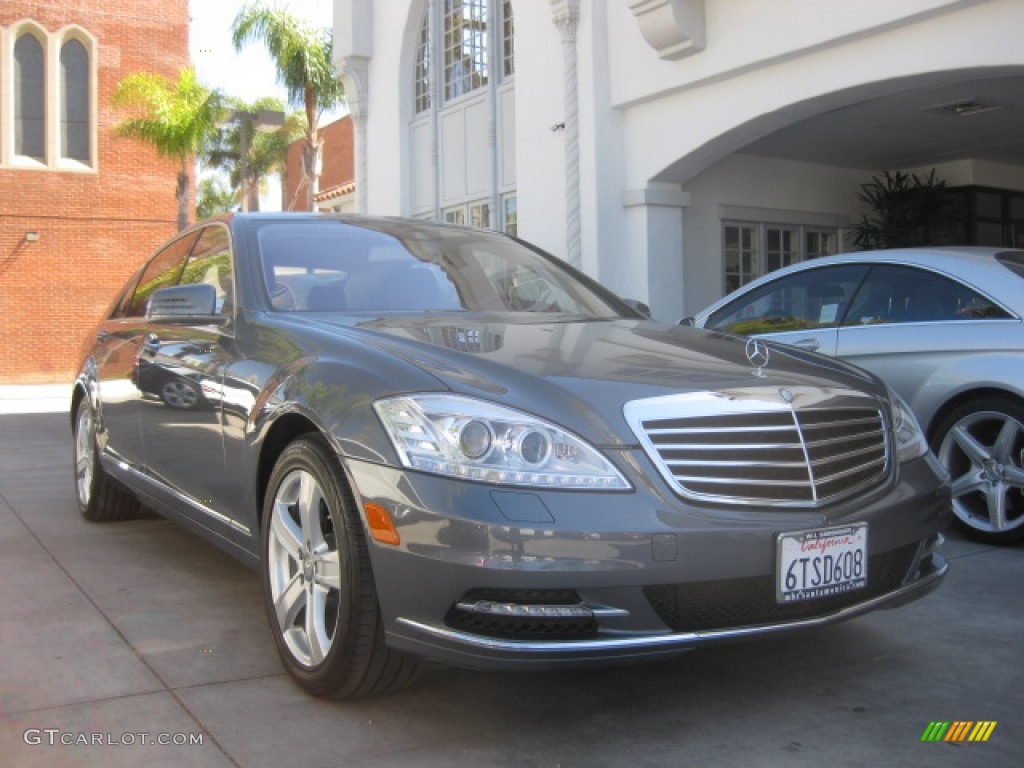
[73,398,139,522]
[931,397,1024,545]
[262,435,419,698]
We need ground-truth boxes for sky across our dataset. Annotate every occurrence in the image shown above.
[188,0,341,206]
[189,0,338,110]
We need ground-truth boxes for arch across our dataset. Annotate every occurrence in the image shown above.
[649,67,1024,186]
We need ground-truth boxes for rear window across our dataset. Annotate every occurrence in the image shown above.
[996,250,1024,279]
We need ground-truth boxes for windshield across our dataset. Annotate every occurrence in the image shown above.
[255,218,624,317]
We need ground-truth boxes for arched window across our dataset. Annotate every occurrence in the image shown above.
[14,33,46,160]
[60,38,91,164]
[410,1,515,231]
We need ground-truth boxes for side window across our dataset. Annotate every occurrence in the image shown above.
[124,232,199,317]
[706,265,869,336]
[842,265,1011,326]
[179,226,234,317]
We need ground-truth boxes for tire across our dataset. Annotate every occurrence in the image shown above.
[931,396,1024,545]
[73,398,140,522]
[159,379,200,409]
[261,435,419,698]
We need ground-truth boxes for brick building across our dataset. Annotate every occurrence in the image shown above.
[0,0,189,383]
[283,115,355,212]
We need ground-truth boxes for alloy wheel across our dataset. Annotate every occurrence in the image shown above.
[938,409,1024,538]
[75,404,95,507]
[267,468,342,667]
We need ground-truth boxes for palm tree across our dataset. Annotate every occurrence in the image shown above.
[232,2,344,211]
[196,176,237,219]
[113,68,223,230]
[205,96,303,211]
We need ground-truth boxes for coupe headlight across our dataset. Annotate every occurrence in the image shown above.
[890,391,929,462]
[374,394,631,490]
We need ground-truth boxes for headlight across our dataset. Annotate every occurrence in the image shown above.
[890,391,929,462]
[374,394,631,490]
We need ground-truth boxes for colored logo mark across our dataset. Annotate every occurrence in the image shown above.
[921,721,997,743]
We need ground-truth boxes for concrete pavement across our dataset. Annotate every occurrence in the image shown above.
[0,400,1020,767]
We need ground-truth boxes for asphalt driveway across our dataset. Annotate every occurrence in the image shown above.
[0,399,1020,767]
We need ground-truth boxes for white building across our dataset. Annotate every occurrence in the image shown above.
[331,0,1024,321]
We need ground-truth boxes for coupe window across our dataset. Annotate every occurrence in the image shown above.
[841,265,1011,325]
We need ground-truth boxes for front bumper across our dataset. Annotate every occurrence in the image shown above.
[345,451,950,670]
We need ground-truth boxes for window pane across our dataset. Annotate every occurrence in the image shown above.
[708,265,869,335]
[503,195,517,236]
[413,10,432,113]
[843,265,1011,325]
[502,0,514,78]
[15,34,45,160]
[765,226,797,274]
[976,191,1002,219]
[722,223,758,291]
[976,221,1004,246]
[1010,196,1024,221]
[180,226,234,316]
[805,229,837,259]
[444,206,465,225]
[126,233,200,317]
[470,201,490,229]
[61,39,91,163]
[444,0,489,101]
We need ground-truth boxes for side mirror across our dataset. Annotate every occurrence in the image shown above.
[678,316,696,327]
[622,299,652,318]
[146,284,226,325]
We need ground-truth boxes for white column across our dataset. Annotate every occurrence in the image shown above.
[623,183,691,322]
[338,56,370,213]
[550,0,581,268]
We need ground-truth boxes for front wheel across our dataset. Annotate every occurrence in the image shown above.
[931,397,1024,545]
[261,435,419,698]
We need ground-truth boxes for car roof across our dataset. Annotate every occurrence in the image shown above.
[697,246,1024,320]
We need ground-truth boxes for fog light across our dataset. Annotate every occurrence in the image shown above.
[455,600,594,619]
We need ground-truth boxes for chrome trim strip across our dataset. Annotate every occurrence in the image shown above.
[113,458,251,535]
[396,562,947,654]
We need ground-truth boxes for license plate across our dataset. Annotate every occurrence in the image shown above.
[777,524,868,603]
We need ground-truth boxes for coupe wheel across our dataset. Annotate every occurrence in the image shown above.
[160,380,199,409]
[261,435,419,698]
[932,397,1024,545]
[73,397,139,522]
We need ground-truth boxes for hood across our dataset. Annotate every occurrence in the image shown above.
[306,313,883,446]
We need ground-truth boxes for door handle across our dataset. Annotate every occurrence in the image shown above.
[792,338,821,351]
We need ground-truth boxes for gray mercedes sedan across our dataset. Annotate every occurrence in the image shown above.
[72,214,949,698]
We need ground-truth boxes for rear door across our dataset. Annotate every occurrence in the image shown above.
[836,263,1016,411]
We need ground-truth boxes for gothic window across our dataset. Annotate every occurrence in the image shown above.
[14,33,46,160]
[61,38,91,163]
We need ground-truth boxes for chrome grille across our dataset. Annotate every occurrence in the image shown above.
[625,389,890,506]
